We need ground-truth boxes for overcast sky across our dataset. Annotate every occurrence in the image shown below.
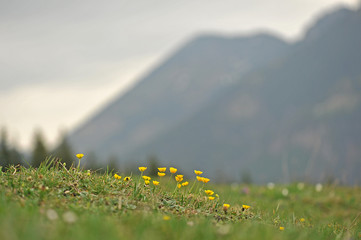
[0,0,359,151]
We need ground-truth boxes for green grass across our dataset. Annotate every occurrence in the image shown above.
[0,159,360,240]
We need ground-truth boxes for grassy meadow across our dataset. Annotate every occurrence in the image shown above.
[0,157,360,240]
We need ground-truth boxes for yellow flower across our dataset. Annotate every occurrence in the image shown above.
[87,170,91,176]
[215,194,219,198]
[163,215,170,221]
[194,170,203,175]
[175,175,183,182]
[300,218,305,222]
[114,174,122,180]
[124,176,131,181]
[196,176,210,183]
[208,196,215,200]
[205,190,214,195]
[279,227,285,231]
[158,172,166,177]
[158,167,166,172]
[138,167,147,172]
[76,153,84,159]
[142,176,151,181]
[182,181,189,186]
[153,181,159,186]
[242,205,250,210]
[144,180,150,185]
[169,167,177,174]
[177,183,182,189]
[202,177,210,183]
[223,204,230,211]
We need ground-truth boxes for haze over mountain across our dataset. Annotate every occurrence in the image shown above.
[70,33,289,157]
[69,6,361,184]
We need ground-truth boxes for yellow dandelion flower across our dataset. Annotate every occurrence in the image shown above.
[202,177,210,183]
[205,190,214,195]
[177,183,182,189]
[196,176,203,182]
[158,172,166,177]
[175,175,183,182]
[158,167,166,172]
[76,153,84,159]
[144,180,150,185]
[223,204,230,211]
[194,170,203,175]
[182,181,189,186]
[169,167,177,174]
[142,176,151,181]
[138,167,147,172]
[300,218,305,222]
[242,205,250,210]
[124,176,131,181]
[208,196,215,200]
[114,174,122,180]
[279,227,285,231]
[163,215,170,221]
[153,181,159,186]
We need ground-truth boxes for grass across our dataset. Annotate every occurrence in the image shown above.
[0,158,360,240]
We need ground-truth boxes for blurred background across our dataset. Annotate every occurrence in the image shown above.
[1,0,360,184]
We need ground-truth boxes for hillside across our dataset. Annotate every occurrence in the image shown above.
[69,33,289,160]
[125,7,361,184]
[69,6,361,184]
[2,164,360,240]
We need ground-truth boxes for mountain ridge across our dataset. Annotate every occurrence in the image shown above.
[69,32,290,160]
[123,6,361,184]
[69,6,361,184]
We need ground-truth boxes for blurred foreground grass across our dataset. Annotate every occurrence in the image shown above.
[0,159,360,240]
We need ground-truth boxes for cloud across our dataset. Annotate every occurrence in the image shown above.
[0,55,156,150]
[1,0,357,90]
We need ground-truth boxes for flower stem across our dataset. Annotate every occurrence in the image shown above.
[77,159,81,170]
[188,178,197,194]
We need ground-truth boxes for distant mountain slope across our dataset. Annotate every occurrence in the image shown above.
[69,33,289,160]
[127,7,361,184]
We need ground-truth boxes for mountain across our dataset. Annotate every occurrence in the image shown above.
[69,33,289,160]
[125,7,361,184]
[69,6,361,184]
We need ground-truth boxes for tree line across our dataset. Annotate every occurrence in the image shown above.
[0,127,156,174]
[0,128,75,170]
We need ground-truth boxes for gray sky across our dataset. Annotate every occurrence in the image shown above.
[0,0,359,150]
